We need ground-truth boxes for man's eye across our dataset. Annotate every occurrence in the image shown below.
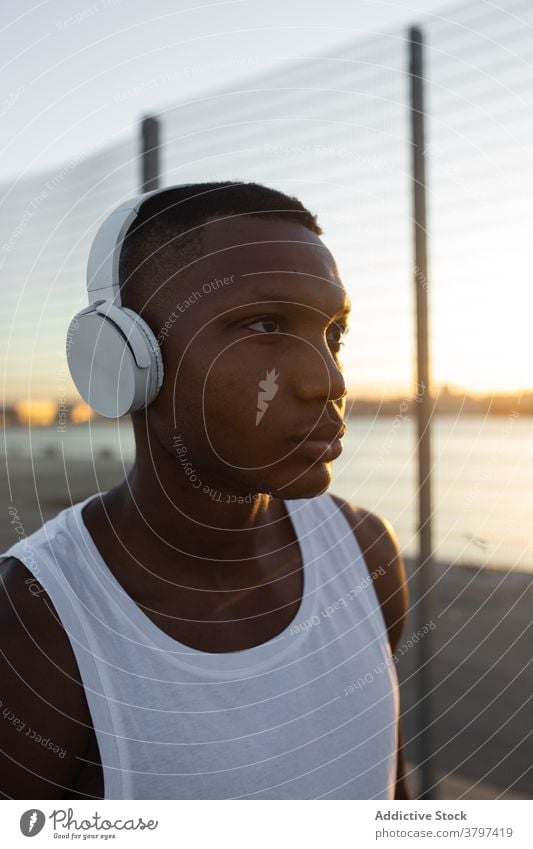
[243,316,349,349]
[328,323,350,351]
[246,316,283,334]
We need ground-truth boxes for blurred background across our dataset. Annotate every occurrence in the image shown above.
[1,0,532,800]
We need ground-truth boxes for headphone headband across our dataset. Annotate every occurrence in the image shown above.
[86,183,194,305]
[69,182,196,417]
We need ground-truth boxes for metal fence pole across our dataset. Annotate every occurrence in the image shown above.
[409,25,435,800]
[141,115,161,192]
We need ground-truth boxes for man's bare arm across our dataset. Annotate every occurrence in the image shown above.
[0,557,93,799]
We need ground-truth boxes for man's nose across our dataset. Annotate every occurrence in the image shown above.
[292,344,347,403]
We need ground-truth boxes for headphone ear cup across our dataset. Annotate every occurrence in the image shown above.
[121,308,164,404]
[66,306,164,418]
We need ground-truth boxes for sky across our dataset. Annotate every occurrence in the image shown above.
[2,0,532,402]
[2,0,455,181]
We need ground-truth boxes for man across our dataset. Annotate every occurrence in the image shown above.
[0,181,410,799]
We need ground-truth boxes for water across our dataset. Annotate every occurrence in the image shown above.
[3,415,532,572]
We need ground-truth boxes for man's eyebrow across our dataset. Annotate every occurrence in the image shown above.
[226,288,352,317]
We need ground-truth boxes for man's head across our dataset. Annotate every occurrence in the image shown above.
[119,181,350,499]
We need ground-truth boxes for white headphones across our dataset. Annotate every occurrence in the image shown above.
[66,184,192,418]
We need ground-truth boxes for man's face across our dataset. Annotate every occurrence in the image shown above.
[144,215,350,499]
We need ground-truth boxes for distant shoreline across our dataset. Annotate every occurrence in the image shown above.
[2,406,531,428]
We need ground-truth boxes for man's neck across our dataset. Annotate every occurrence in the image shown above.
[81,469,302,651]
[130,447,278,544]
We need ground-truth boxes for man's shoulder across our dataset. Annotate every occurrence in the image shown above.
[3,500,82,556]
[0,554,89,711]
[0,552,92,697]
[0,556,92,798]
[328,493,409,652]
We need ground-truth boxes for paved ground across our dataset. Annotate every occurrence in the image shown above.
[399,557,532,799]
[1,452,532,800]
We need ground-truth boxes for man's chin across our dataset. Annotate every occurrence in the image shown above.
[266,462,334,500]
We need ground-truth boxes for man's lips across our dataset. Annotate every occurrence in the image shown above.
[290,421,346,442]
[290,437,344,462]
[288,421,346,462]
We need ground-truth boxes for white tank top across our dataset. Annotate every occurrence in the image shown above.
[1,491,399,799]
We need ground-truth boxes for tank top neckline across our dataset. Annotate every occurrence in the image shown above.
[70,492,322,673]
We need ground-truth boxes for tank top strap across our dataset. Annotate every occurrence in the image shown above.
[288,493,390,650]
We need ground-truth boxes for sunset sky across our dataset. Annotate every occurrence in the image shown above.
[1,0,532,404]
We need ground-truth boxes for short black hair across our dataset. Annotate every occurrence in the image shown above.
[118,180,323,309]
